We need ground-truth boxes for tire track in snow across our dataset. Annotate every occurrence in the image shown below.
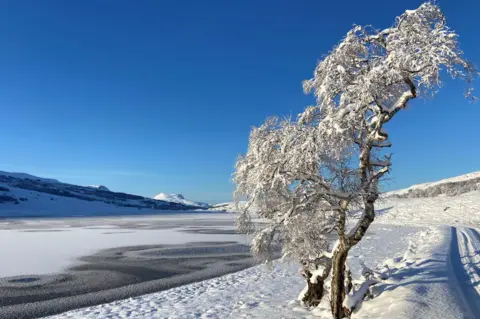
[449,227,480,318]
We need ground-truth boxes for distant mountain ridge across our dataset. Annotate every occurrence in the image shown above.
[0,171,59,184]
[211,171,480,213]
[88,185,110,192]
[384,171,480,198]
[0,170,209,218]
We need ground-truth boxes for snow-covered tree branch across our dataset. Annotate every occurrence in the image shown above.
[233,2,476,318]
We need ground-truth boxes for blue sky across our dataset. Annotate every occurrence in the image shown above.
[0,0,479,203]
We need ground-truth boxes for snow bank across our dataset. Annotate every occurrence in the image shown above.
[350,227,467,318]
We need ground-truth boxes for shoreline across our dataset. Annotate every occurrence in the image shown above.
[0,241,257,319]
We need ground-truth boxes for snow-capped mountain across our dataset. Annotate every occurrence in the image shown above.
[153,193,210,208]
[0,171,208,218]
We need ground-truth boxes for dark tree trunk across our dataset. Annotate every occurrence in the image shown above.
[330,247,350,319]
[346,267,353,294]
[330,199,377,318]
[301,257,332,307]
[301,273,325,307]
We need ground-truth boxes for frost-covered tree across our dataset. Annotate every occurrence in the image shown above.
[233,3,476,318]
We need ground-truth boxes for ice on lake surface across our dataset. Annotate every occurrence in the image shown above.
[0,213,265,318]
[0,213,249,277]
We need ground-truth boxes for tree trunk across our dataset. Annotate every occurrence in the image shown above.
[301,257,332,307]
[330,247,350,319]
[330,198,376,318]
[301,273,325,307]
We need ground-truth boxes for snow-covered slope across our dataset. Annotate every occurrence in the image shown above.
[384,171,480,198]
[153,193,210,208]
[0,171,207,218]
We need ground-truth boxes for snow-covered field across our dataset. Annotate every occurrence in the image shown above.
[45,188,480,319]
[376,190,480,227]
[46,223,423,319]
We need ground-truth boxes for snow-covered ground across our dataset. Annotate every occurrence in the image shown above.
[45,223,480,319]
[376,190,480,227]
[45,183,480,318]
[45,224,422,319]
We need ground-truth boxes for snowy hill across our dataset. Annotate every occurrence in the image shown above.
[0,171,208,218]
[153,193,210,208]
[384,171,480,198]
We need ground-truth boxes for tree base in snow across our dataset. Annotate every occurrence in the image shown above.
[301,280,325,307]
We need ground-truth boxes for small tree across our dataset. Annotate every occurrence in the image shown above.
[233,3,476,318]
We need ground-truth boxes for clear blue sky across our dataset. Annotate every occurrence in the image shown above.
[0,0,479,203]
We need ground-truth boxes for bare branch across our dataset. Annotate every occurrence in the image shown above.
[371,141,392,148]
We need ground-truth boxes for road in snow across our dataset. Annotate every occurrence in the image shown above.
[450,227,480,317]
